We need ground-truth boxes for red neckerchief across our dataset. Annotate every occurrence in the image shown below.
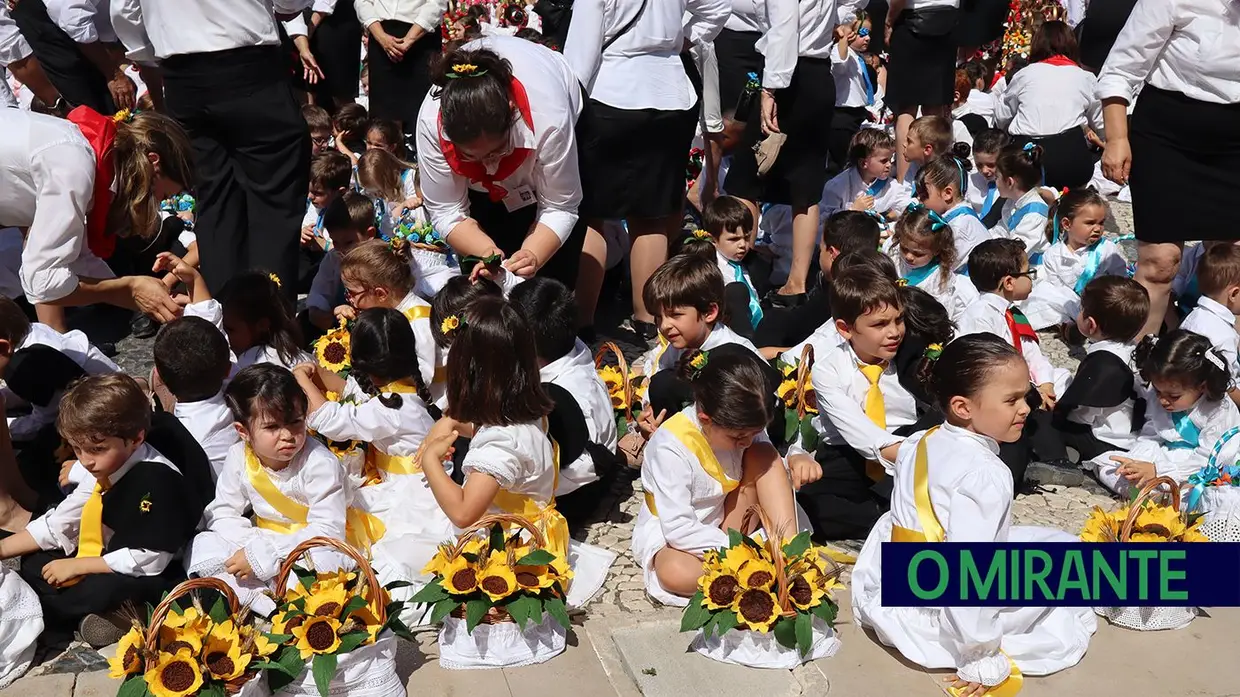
[65,106,117,260]
[1038,54,1078,68]
[989,70,1005,90]
[1004,307,1038,355]
[437,77,534,203]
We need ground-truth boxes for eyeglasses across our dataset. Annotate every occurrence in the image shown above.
[343,285,370,302]
[1015,268,1038,280]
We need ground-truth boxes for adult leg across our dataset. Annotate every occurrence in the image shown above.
[576,223,607,328]
[10,0,113,112]
[781,204,819,296]
[628,216,677,323]
[894,105,918,182]
[182,130,250,295]
[0,415,34,532]
[1135,241,1182,336]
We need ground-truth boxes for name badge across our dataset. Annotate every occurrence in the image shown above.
[502,185,536,213]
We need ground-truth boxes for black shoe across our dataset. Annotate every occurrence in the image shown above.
[1026,458,1084,487]
[766,290,807,308]
[130,314,159,339]
[97,342,118,357]
[629,318,659,342]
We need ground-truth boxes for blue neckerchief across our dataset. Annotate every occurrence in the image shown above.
[1008,199,1050,231]
[1181,275,1202,312]
[855,54,875,106]
[1168,410,1201,449]
[980,181,998,218]
[1029,252,1044,266]
[903,259,941,287]
[314,208,330,251]
[728,259,764,328]
[866,176,889,197]
[944,205,981,223]
[1073,239,1108,295]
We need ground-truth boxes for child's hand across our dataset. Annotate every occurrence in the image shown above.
[400,195,423,213]
[944,675,988,697]
[291,362,319,385]
[637,405,668,438]
[787,454,823,490]
[301,225,316,246]
[1112,456,1157,485]
[224,549,254,579]
[851,194,875,211]
[42,558,88,587]
[152,252,198,287]
[333,305,356,322]
[1037,382,1057,410]
[419,428,459,471]
[58,460,76,490]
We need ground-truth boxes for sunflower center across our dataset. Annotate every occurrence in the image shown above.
[324,342,347,363]
[789,577,813,606]
[515,571,540,587]
[315,602,341,617]
[285,614,307,631]
[737,589,776,624]
[1136,523,1172,538]
[707,575,739,606]
[451,568,477,590]
[164,640,193,655]
[160,660,197,692]
[206,652,234,677]
[123,645,138,669]
[306,621,337,651]
[481,576,511,595]
[746,571,774,588]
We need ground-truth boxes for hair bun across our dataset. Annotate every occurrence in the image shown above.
[950,141,973,163]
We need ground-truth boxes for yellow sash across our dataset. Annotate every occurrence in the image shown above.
[890,427,1023,697]
[246,446,387,551]
[644,412,740,518]
[491,424,569,563]
[403,305,431,322]
[360,381,424,486]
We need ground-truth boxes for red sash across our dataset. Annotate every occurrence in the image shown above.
[1038,54,1078,68]
[437,77,534,203]
[66,106,117,260]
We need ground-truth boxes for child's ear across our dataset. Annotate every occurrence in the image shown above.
[0,338,11,358]
[835,318,853,340]
[133,429,147,447]
[1000,275,1015,293]
[948,394,972,423]
[233,421,251,442]
[703,303,720,324]
[1081,315,1099,336]
[366,226,378,238]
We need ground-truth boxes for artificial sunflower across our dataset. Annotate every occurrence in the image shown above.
[736,559,778,590]
[347,604,383,644]
[440,315,460,335]
[271,610,308,636]
[777,379,798,408]
[1131,505,1184,541]
[1181,525,1210,543]
[158,624,205,657]
[441,555,480,595]
[202,622,251,682]
[477,552,519,602]
[108,626,144,679]
[315,326,351,372]
[699,567,742,611]
[145,650,204,697]
[304,583,350,620]
[1079,506,1124,543]
[1128,532,1165,543]
[787,570,826,611]
[293,616,343,659]
[732,588,781,633]
[722,543,764,573]
[240,626,278,658]
[512,562,557,591]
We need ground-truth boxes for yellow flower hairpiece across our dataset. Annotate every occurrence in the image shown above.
[692,229,711,240]
[448,63,488,79]
[689,352,708,371]
[112,108,137,124]
[896,278,908,286]
[441,315,461,335]
[269,272,282,288]
[924,343,943,360]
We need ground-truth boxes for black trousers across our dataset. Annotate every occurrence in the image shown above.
[162,46,310,299]
[309,0,362,105]
[1056,419,1122,462]
[10,0,115,113]
[723,282,757,341]
[21,551,184,629]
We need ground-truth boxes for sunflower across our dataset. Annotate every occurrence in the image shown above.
[293,616,343,659]
[108,626,144,679]
[1079,506,1124,543]
[722,543,764,573]
[598,366,627,410]
[158,624,205,657]
[315,327,351,372]
[736,559,778,590]
[788,570,826,610]
[239,626,278,658]
[477,552,519,602]
[145,650,203,697]
[777,379,798,408]
[699,567,742,610]
[421,544,456,578]
[347,604,383,644]
[271,610,308,636]
[512,562,557,592]
[441,555,480,595]
[732,588,781,633]
[304,584,350,620]
[1181,525,1210,543]
[202,621,251,682]
[1131,505,1184,541]
[440,315,460,335]
[1128,532,1165,543]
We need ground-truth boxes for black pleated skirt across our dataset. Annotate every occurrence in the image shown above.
[1129,85,1240,243]
[714,28,763,121]
[367,22,443,132]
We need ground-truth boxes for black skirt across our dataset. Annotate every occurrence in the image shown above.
[952,0,1008,48]
[368,22,443,132]
[1129,85,1240,243]
[724,56,835,209]
[714,28,764,121]
[309,0,362,102]
[885,7,959,108]
[1012,128,1097,191]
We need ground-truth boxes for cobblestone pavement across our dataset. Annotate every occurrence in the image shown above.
[17,200,1139,677]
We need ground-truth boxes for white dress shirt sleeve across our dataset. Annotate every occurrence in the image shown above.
[413,0,448,31]
[273,0,314,18]
[242,451,348,581]
[1022,338,1056,387]
[759,0,799,90]
[26,476,93,555]
[1095,0,1174,104]
[563,0,605,91]
[682,0,729,46]
[46,0,101,43]
[353,0,380,29]
[642,436,730,556]
[416,112,474,241]
[812,358,902,463]
[201,448,259,538]
[409,314,438,387]
[102,548,173,576]
[692,39,723,134]
[282,13,309,37]
[531,121,583,244]
[109,0,155,65]
[312,0,338,13]
[992,77,1017,130]
[19,140,99,305]
[307,393,406,445]
[819,170,850,218]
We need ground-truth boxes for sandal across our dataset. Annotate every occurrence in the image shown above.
[617,431,647,469]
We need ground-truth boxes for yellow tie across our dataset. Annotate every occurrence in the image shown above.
[76,481,106,558]
[859,363,887,482]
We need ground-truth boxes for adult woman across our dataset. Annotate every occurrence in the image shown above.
[883,0,959,182]
[306,0,361,110]
[0,108,192,328]
[566,0,728,335]
[994,20,1102,190]
[416,36,586,288]
[1098,0,1240,335]
[356,0,443,142]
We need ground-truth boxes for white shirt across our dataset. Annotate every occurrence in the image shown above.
[110,0,311,63]
[758,0,865,90]
[416,35,582,246]
[183,299,313,375]
[396,291,439,390]
[3,322,119,441]
[541,339,619,495]
[725,0,765,32]
[1119,392,1240,485]
[780,319,845,368]
[1096,0,1240,105]
[714,248,757,293]
[1069,340,1140,450]
[564,0,728,111]
[174,391,241,481]
[819,167,912,220]
[647,322,764,375]
[1181,296,1240,381]
[944,201,992,266]
[0,6,31,67]
[810,344,918,467]
[993,62,1103,136]
[462,421,558,509]
[899,257,979,323]
[990,187,1050,259]
[964,89,996,126]
[906,0,959,8]
[45,0,116,43]
[830,43,871,108]
[958,292,1058,386]
[0,110,118,305]
[965,170,999,216]
[27,443,180,576]
[354,0,445,30]
[1036,237,1127,297]
[307,375,435,459]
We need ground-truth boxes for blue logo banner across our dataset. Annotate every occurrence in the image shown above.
[880,543,1240,607]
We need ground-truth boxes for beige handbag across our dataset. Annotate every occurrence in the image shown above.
[755,132,787,177]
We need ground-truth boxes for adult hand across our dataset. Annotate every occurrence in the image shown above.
[375,31,406,62]
[467,249,506,282]
[504,249,540,278]
[297,40,325,85]
[129,275,184,323]
[108,70,137,111]
[1101,136,1131,185]
[760,89,779,135]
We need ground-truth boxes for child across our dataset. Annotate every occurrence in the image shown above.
[820,129,911,221]
[364,118,402,154]
[357,148,420,240]
[966,129,1011,228]
[914,150,990,266]
[1090,331,1240,497]
[893,203,979,322]
[0,297,118,443]
[631,348,803,606]
[152,316,239,479]
[851,334,1096,694]
[0,564,42,688]
[415,296,614,608]
[333,102,369,164]
[702,196,763,338]
[339,239,438,391]
[306,192,380,333]
[301,104,332,156]
[902,115,953,184]
[301,152,353,251]
[990,143,1051,262]
[1021,188,1126,330]
[0,375,199,646]
[779,250,899,364]
[216,272,313,372]
[428,276,505,407]
[510,277,619,527]
[1180,243,1240,404]
[828,11,876,176]
[1054,277,1150,460]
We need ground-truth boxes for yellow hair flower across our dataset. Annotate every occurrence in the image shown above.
[268,272,282,288]
[440,315,460,335]
[112,108,132,124]
[452,63,479,74]
[692,229,712,240]
[896,278,909,286]
[689,352,708,371]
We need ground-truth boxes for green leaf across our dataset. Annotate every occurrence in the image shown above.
[384,579,413,590]
[267,646,306,691]
[544,595,570,630]
[410,579,449,604]
[794,611,813,657]
[727,529,743,548]
[515,549,556,566]
[713,610,738,635]
[207,594,228,624]
[198,682,225,697]
[783,408,799,444]
[144,602,156,624]
[799,416,819,452]
[772,616,797,650]
[781,532,812,559]
[336,631,369,654]
[489,523,506,554]
[295,566,317,591]
[430,598,457,625]
[679,591,711,632]
[616,415,628,439]
[290,597,307,612]
[741,535,764,552]
[388,617,416,642]
[505,595,538,630]
[312,653,338,697]
[264,633,293,644]
[118,675,149,697]
[527,595,543,626]
[169,599,184,615]
[811,600,838,627]
[341,595,367,617]
[700,611,718,639]
[465,598,492,633]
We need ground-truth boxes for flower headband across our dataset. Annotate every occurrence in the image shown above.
[447,63,488,79]
[440,315,463,335]
[896,278,908,287]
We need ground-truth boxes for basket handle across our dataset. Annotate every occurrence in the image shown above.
[143,577,241,654]
[794,343,815,419]
[273,536,387,625]
[1119,476,1182,541]
[594,341,634,422]
[738,504,796,618]
[449,512,548,556]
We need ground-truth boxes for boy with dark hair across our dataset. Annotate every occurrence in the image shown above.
[1181,242,1240,405]
[301,104,332,156]
[301,151,353,251]
[510,277,618,527]
[154,316,239,479]
[1054,276,1151,460]
[701,195,763,340]
[968,129,1012,228]
[306,191,380,332]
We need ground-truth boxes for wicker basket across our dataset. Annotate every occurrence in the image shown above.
[271,537,404,697]
[793,344,816,421]
[437,514,567,669]
[1094,477,1197,631]
[597,341,644,468]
